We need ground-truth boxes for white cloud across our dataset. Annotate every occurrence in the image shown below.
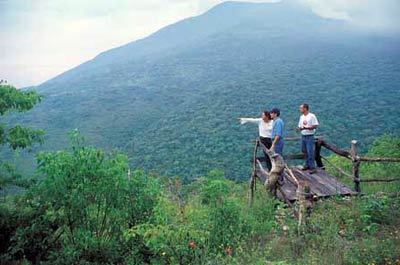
[0,0,398,88]
[302,0,400,31]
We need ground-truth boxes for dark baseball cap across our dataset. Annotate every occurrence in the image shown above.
[270,108,280,116]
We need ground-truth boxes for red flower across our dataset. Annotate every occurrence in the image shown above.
[189,241,196,249]
[225,247,233,255]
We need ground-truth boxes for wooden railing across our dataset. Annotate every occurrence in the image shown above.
[283,137,400,192]
[250,139,311,230]
[250,139,301,204]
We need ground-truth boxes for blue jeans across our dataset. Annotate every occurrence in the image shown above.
[274,141,284,182]
[274,141,284,157]
[301,135,315,169]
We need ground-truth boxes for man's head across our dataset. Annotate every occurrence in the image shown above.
[299,104,309,114]
[261,110,271,122]
[270,108,280,119]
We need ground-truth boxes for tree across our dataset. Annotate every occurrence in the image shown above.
[0,80,44,188]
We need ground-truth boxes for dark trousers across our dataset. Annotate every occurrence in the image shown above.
[260,136,272,171]
[301,135,316,169]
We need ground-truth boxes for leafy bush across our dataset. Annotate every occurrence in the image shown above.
[1,131,161,264]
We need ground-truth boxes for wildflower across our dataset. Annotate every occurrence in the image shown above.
[225,247,233,255]
[189,240,196,249]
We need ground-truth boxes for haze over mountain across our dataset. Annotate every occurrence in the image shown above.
[15,0,400,180]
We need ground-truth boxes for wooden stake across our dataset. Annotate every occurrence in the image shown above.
[315,138,324,168]
[249,139,259,206]
[351,140,361,192]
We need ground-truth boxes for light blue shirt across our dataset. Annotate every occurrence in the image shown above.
[271,117,285,146]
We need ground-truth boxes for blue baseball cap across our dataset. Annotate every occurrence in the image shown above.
[270,108,280,116]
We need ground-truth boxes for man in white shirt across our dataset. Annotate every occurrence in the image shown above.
[239,110,273,170]
[296,104,319,174]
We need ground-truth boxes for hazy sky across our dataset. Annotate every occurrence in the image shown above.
[1,0,399,88]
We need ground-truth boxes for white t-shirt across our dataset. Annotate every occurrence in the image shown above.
[298,113,319,136]
[240,118,273,138]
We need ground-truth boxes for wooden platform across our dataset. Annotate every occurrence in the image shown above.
[256,167,358,202]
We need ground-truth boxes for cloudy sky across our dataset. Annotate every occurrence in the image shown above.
[1,0,399,88]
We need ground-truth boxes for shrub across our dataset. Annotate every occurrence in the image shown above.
[2,131,161,264]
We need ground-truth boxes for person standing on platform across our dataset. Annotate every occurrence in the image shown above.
[296,103,319,174]
[270,108,285,156]
[239,110,273,170]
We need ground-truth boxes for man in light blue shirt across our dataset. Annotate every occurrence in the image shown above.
[270,108,285,156]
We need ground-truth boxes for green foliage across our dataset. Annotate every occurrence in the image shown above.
[274,195,400,265]
[128,170,279,264]
[369,135,400,157]
[0,81,44,190]
[0,162,36,190]
[1,131,161,264]
[198,170,238,205]
[1,135,399,264]
[0,81,42,115]
[6,125,44,150]
[34,131,130,262]
[0,82,44,150]
[361,135,400,184]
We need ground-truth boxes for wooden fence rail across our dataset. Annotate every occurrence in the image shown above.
[277,137,400,192]
[361,178,400,183]
[359,157,400,162]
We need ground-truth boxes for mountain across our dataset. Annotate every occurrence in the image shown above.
[15,0,400,180]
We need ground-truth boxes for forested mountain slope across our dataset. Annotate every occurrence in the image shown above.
[15,1,400,180]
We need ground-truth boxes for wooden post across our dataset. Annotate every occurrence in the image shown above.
[249,140,259,206]
[351,140,361,192]
[296,181,311,235]
[249,172,255,206]
[315,138,324,169]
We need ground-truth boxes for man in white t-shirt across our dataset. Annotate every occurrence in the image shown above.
[296,104,319,174]
[239,110,273,170]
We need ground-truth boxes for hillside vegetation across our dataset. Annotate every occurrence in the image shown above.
[9,1,400,180]
[1,132,399,264]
